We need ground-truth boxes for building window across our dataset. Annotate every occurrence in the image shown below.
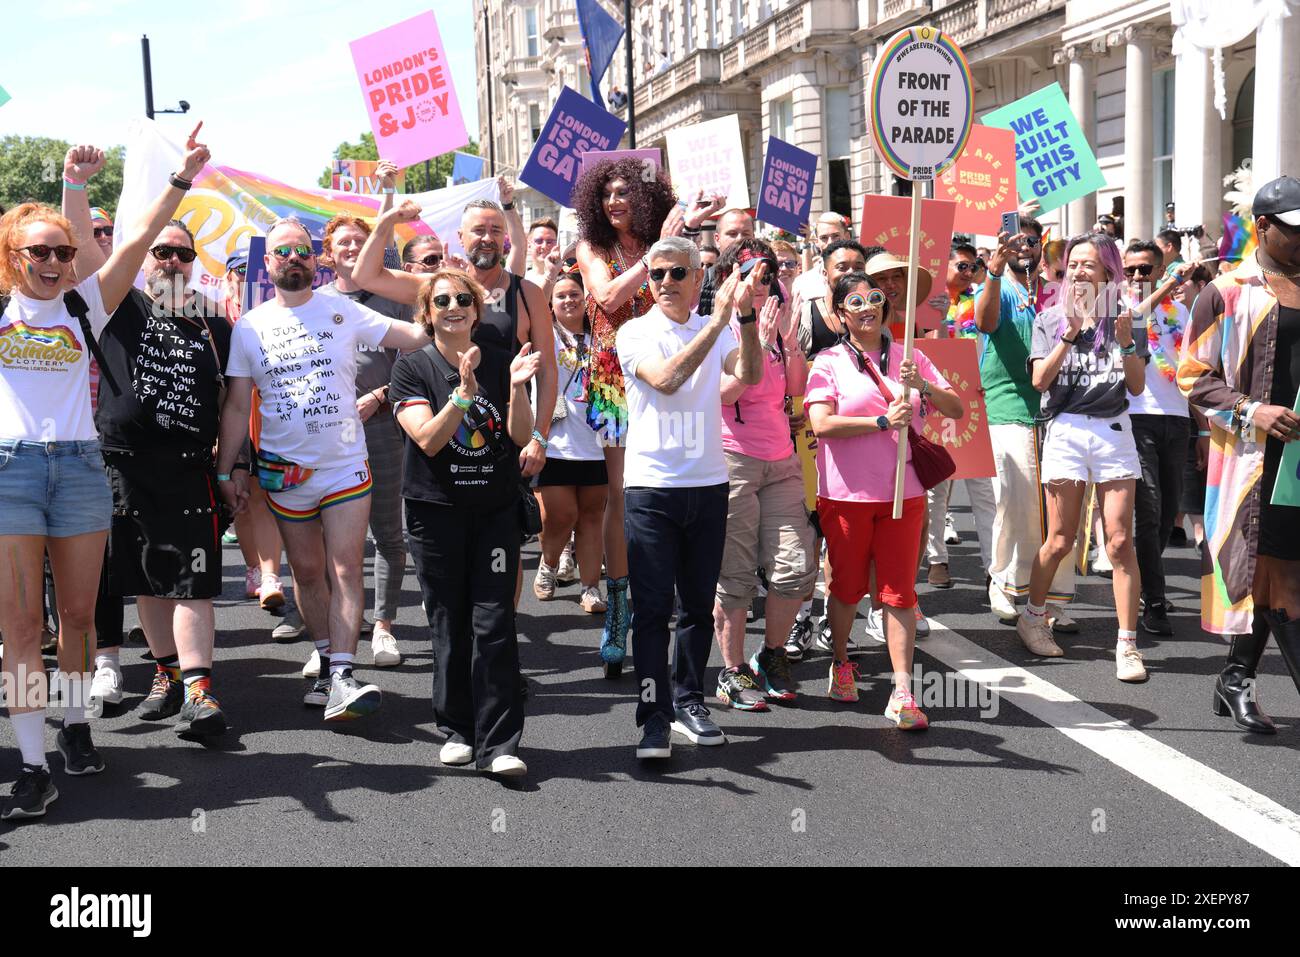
[732,0,744,41]
[1152,68,1174,229]
[1233,68,1255,170]
[770,95,794,143]
[525,6,539,58]
[685,0,696,53]
[707,0,719,47]
[825,87,851,217]
[530,103,542,144]
[660,5,671,63]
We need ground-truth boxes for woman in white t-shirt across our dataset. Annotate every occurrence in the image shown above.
[0,133,210,820]
[532,270,610,616]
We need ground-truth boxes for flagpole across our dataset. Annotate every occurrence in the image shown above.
[484,1,496,174]
[624,0,635,148]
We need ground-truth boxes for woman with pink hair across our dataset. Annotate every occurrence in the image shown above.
[1019,233,1150,681]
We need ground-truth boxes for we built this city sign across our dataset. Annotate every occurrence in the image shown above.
[869,26,974,182]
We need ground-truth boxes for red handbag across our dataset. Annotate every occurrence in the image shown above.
[859,355,956,491]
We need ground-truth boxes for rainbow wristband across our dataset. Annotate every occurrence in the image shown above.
[63,179,86,191]
[1197,430,1211,438]
[450,392,473,412]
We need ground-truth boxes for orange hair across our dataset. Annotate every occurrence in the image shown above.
[0,203,78,294]
[415,268,488,337]
[321,214,372,268]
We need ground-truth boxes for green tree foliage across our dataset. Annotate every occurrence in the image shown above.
[318,134,481,192]
[0,136,125,215]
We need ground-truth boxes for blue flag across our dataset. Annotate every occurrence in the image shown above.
[575,0,624,110]
[451,152,485,185]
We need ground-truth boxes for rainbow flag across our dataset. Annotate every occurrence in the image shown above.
[1219,211,1257,263]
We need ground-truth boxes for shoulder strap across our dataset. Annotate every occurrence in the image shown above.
[64,290,123,397]
[510,272,530,349]
[858,352,895,403]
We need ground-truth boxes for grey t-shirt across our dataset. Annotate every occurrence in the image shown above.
[318,284,415,396]
[1029,307,1149,419]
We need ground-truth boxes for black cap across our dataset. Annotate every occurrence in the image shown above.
[1252,176,1300,226]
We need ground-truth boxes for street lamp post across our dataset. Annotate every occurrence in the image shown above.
[140,35,190,120]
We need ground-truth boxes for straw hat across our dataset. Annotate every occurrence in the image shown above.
[864,251,933,305]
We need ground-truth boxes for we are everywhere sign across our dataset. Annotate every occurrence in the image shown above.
[349,11,468,168]
[521,86,626,206]
[982,82,1105,214]
[756,137,817,234]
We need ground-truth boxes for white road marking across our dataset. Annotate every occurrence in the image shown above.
[913,619,1300,866]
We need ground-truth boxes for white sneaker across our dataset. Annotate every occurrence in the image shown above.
[302,648,320,678]
[912,606,930,639]
[580,585,607,614]
[1116,644,1148,682]
[813,617,864,655]
[486,754,527,776]
[439,741,474,766]
[556,545,578,585]
[1046,602,1079,634]
[371,626,401,667]
[88,658,124,708]
[533,561,557,600]
[944,514,960,544]
[863,606,887,644]
[988,579,1018,623]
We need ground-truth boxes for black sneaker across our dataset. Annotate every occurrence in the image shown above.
[303,673,331,707]
[671,703,726,746]
[751,645,797,702]
[716,667,769,711]
[1141,599,1173,636]
[179,688,228,737]
[139,669,182,720]
[783,613,814,661]
[1169,526,1188,547]
[56,723,104,775]
[636,714,672,760]
[1,764,58,820]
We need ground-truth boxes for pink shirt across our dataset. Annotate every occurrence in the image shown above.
[720,319,793,461]
[805,341,949,503]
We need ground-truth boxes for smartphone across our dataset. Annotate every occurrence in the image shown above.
[1000,211,1020,237]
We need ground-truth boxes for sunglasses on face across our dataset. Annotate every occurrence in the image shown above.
[564,257,578,268]
[415,254,443,267]
[232,265,247,276]
[271,244,315,260]
[778,259,798,270]
[93,226,114,239]
[844,289,886,311]
[19,244,77,264]
[150,244,197,264]
[1019,236,1041,248]
[649,265,690,282]
[1123,263,1156,278]
[954,261,983,273]
[433,292,475,309]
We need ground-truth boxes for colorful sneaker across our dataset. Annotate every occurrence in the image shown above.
[259,574,285,611]
[1,764,58,821]
[784,612,814,661]
[884,688,929,730]
[244,567,260,599]
[56,722,105,775]
[556,543,578,585]
[533,562,557,600]
[751,645,797,702]
[828,660,860,702]
[716,667,769,711]
[139,668,183,720]
[324,670,381,721]
[179,687,228,737]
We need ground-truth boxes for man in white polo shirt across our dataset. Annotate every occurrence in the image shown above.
[617,236,764,760]
[215,217,431,723]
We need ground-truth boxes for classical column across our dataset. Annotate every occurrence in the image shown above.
[1123,25,1155,242]
[1064,44,1097,235]
[1251,5,1300,186]
[1172,36,1222,233]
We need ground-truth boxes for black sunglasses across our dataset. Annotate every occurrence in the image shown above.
[649,265,690,282]
[415,253,443,267]
[778,259,798,270]
[954,261,983,274]
[151,244,197,264]
[1123,263,1156,278]
[93,226,114,239]
[433,292,475,308]
[20,244,77,264]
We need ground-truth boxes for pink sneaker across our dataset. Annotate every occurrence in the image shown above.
[259,574,285,611]
[244,567,260,599]
[884,688,929,731]
[827,660,860,702]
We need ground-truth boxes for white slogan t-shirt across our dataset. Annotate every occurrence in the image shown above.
[226,292,393,468]
[0,275,111,441]
[617,305,738,489]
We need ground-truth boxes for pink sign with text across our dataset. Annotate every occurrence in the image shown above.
[860,194,957,332]
[349,11,468,168]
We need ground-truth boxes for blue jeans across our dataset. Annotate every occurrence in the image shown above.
[624,483,729,727]
[0,440,110,537]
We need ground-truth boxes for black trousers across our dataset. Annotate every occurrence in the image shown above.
[1131,414,1189,604]
[406,498,523,768]
[624,483,729,728]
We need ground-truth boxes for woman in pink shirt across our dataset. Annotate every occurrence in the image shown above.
[711,241,816,713]
[806,272,963,729]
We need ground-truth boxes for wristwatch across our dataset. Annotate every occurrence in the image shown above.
[876,415,891,432]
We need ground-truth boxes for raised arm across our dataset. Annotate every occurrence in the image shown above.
[61,145,108,278]
[354,200,425,305]
[974,230,1016,334]
[376,159,400,216]
[499,177,527,277]
[721,265,769,387]
[95,123,210,315]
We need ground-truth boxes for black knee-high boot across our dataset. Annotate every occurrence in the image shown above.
[1212,610,1276,733]
[1267,607,1300,700]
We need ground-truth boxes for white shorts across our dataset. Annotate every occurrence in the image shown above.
[1040,413,1140,485]
[267,459,372,522]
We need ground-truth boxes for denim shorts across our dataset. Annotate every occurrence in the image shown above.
[0,440,112,538]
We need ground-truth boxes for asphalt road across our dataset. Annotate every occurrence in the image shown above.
[2,487,1298,866]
